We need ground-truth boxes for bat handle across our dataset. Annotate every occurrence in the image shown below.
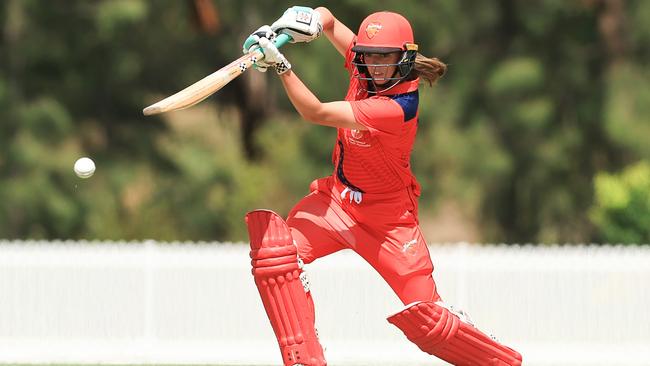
[273,33,292,48]
[249,33,291,61]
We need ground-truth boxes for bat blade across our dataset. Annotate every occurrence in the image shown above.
[142,49,263,116]
[143,33,291,116]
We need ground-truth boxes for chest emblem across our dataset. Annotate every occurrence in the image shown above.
[348,129,370,147]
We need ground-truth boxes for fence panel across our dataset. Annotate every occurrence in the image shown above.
[1,241,648,365]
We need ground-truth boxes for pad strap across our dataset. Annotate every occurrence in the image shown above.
[387,301,522,366]
[246,209,326,366]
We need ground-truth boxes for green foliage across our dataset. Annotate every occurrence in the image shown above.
[590,161,650,243]
[605,63,650,158]
[95,0,148,37]
[0,0,649,244]
[487,57,544,96]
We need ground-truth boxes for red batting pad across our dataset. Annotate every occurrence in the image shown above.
[387,301,522,366]
[246,209,326,366]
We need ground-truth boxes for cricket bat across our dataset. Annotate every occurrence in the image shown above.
[143,33,292,116]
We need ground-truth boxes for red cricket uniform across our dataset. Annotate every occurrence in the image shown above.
[287,41,440,305]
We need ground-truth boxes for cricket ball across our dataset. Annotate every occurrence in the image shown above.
[74,157,96,179]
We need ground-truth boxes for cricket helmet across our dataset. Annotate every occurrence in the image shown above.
[351,11,419,89]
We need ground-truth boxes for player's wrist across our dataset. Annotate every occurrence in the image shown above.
[275,60,291,75]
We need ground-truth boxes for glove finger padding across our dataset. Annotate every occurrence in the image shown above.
[257,37,291,75]
[242,25,278,72]
[271,6,322,43]
[243,25,276,54]
[243,35,269,72]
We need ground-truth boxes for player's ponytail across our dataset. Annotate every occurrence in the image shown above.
[412,53,447,86]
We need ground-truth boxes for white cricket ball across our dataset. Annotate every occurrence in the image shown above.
[74,157,96,179]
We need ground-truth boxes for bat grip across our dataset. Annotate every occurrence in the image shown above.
[273,33,292,48]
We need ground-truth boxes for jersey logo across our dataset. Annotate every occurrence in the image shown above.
[402,239,418,256]
[366,22,383,39]
[348,129,370,147]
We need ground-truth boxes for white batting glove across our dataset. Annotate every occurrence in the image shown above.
[256,36,292,74]
[271,6,322,43]
[242,25,291,74]
[242,25,276,72]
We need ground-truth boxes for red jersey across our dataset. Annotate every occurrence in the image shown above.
[332,41,421,194]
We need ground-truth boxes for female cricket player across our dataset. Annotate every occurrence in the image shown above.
[242,6,522,366]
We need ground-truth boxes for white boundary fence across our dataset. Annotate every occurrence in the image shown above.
[1,241,649,366]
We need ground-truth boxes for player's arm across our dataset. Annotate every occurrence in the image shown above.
[315,7,355,57]
[244,25,365,130]
[279,70,365,130]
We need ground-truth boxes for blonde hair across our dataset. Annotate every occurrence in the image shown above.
[412,53,447,86]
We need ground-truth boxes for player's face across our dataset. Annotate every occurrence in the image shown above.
[363,52,401,85]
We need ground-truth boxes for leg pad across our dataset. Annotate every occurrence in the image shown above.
[387,301,522,366]
[246,209,326,366]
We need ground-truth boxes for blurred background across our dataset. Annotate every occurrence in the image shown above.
[1,0,650,244]
[2,2,650,365]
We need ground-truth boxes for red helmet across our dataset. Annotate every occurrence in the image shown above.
[352,11,416,54]
[351,12,419,92]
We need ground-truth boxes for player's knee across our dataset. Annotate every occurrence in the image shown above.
[388,301,457,349]
[245,209,300,275]
[245,209,292,250]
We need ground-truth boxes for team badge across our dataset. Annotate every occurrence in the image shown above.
[351,129,364,139]
[365,22,383,39]
[349,129,370,147]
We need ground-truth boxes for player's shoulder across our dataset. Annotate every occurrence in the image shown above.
[357,92,418,124]
[388,90,419,122]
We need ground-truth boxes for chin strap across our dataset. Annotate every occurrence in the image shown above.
[353,68,409,95]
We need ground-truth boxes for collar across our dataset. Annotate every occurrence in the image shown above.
[375,77,420,96]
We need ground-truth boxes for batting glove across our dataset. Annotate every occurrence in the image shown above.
[256,36,291,74]
[242,25,291,74]
[243,25,275,72]
[271,6,322,44]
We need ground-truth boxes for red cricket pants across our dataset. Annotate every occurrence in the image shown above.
[287,176,440,305]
